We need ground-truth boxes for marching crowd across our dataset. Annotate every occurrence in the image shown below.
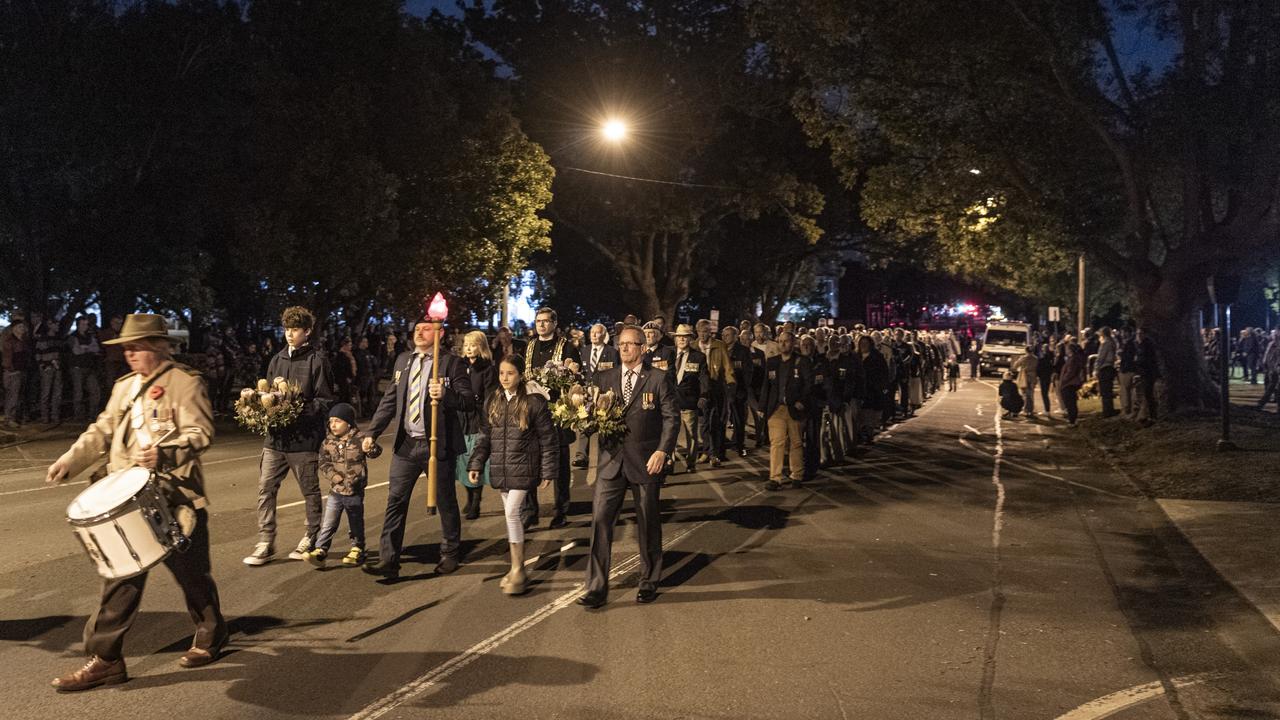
[21,301,1279,692]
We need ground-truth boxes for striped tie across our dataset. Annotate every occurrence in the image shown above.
[408,354,423,425]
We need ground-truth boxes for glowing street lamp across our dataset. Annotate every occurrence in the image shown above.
[601,119,628,142]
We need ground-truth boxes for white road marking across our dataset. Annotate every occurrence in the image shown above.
[1054,673,1214,720]
[0,479,89,497]
[277,481,390,509]
[347,486,766,720]
[523,540,581,568]
[964,424,985,436]
[977,408,1007,719]
[956,438,1130,499]
[0,451,262,497]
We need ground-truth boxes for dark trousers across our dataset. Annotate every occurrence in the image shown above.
[523,444,571,522]
[700,396,726,460]
[749,395,768,446]
[586,473,662,595]
[380,439,460,566]
[85,509,225,661]
[1139,375,1158,420]
[1039,376,1052,414]
[802,412,822,481]
[1060,385,1080,424]
[1098,366,1117,415]
[315,492,365,552]
[1259,372,1278,408]
[727,394,748,452]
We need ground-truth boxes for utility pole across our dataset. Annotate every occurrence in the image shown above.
[1077,254,1086,335]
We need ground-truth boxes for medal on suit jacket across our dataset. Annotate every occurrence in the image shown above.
[642,392,655,410]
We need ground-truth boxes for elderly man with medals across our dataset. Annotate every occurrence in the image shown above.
[45,314,226,692]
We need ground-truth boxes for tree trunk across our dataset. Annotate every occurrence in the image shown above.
[1131,271,1217,414]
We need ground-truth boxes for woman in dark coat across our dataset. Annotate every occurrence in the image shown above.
[1058,341,1086,425]
[468,356,558,595]
[460,331,499,519]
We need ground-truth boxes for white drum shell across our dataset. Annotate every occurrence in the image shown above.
[68,468,173,580]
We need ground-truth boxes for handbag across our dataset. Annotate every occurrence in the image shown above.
[456,433,490,488]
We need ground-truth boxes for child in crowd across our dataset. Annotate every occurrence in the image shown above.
[998,371,1024,418]
[947,357,960,391]
[306,403,380,568]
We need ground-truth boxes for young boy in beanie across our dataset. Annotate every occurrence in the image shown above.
[307,403,380,568]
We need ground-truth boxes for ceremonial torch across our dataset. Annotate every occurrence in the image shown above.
[426,291,448,511]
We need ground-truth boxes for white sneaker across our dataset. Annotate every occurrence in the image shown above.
[243,542,274,566]
[286,535,312,561]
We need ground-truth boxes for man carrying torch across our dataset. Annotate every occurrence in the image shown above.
[362,295,473,580]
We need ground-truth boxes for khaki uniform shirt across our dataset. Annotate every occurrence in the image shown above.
[57,361,215,508]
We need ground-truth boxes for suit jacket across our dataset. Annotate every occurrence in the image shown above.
[671,348,709,411]
[364,349,474,458]
[595,364,679,484]
[581,343,621,385]
[644,345,675,372]
[761,354,812,420]
[57,361,214,509]
[727,342,754,400]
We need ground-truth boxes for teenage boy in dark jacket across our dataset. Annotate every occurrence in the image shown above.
[244,306,336,566]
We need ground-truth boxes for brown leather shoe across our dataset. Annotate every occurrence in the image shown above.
[178,644,223,669]
[51,656,127,692]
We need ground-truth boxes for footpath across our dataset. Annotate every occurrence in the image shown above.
[1083,376,1280,635]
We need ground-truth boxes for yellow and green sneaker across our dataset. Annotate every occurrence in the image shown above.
[342,547,366,566]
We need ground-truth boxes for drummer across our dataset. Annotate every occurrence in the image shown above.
[45,314,227,692]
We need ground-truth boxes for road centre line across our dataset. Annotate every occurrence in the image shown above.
[348,484,768,720]
[956,437,1130,499]
[0,451,263,497]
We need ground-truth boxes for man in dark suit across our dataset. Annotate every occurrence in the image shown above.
[722,325,754,457]
[642,321,674,370]
[581,323,621,386]
[579,325,678,608]
[360,317,474,579]
[760,331,811,490]
[670,323,708,473]
[576,323,621,467]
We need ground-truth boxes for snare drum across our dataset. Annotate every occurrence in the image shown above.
[67,467,187,579]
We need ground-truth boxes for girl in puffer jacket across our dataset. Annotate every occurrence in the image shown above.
[468,357,559,595]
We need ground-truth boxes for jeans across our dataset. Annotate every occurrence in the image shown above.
[38,364,62,423]
[2,370,24,422]
[379,438,460,566]
[70,366,101,418]
[1021,384,1037,415]
[315,492,365,552]
[255,449,323,545]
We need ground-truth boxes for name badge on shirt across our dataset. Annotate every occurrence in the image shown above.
[642,392,656,410]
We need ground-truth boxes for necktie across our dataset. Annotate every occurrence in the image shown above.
[592,346,600,371]
[408,353,423,425]
[623,369,635,406]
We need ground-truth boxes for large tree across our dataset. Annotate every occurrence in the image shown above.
[467,0,824,321]
[754,0,1280,411]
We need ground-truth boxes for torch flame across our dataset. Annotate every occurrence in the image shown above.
[427,292,448,321]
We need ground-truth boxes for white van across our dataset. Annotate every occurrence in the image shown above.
[980,321,1031,375]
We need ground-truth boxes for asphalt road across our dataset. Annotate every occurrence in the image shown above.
[2,378,1279,719]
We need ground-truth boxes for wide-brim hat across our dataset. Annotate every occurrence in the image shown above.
[673,324,696,337]
[101,314,176,345]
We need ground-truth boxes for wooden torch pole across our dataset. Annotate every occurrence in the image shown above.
[426,321,441,510]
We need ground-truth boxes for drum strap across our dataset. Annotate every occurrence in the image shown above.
[115,367,169,449]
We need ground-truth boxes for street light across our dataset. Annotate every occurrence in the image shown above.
[601,119,627,142]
